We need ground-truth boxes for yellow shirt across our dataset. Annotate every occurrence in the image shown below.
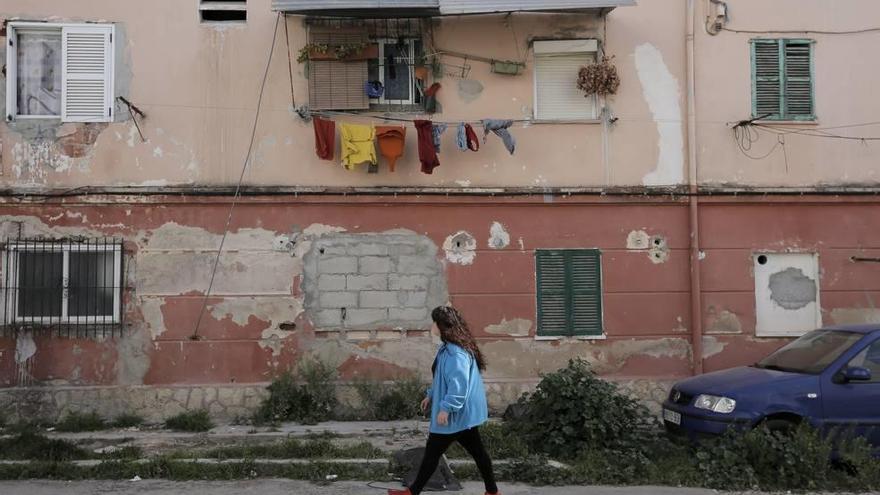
[340,123,377,170]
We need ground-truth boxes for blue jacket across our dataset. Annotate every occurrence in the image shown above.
[426,342,489,434]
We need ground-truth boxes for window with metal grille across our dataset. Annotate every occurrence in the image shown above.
[200,0,247,23]
[5,22,115,123]
[2,238,125,337]
[536,249,603,337]
[751,39,814,121]
[304,18,425,111]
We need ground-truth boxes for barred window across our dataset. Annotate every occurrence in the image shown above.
[2,238,125,336]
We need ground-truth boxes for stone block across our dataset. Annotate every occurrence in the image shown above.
[402,291,428,308]
[218,388,245,407]
[318,256,358,274]
[318,275,347,291]
[348,243,389,256]
[397,255,437,275]
[319,245,348,256]
[320,291,358,308]
[361,291,401,308]
[390,307,428,321]
[346,274,388,290]
[389,274,429,291]
[314,309,343,327]
[344,308,387,326]
[359,256,392,274]
[345,331,372,340]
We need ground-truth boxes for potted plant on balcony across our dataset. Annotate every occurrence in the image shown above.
[297,42,379,63]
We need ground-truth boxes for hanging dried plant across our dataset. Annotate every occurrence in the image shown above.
[577,56,620,97]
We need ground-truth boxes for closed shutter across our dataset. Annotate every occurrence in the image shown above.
[752,40,781,118]
[308,31,369,111]
[569,250,602,336]
[536,251,569,337]
[535,52,596,120]
[62,24,114,123]
[537,249,603,337]
[783,41,813,118]
[752,39,814,120]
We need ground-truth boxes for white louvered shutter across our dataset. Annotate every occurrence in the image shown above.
[62,25,114,123]
[535,52,597,120]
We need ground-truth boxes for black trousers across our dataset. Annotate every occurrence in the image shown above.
[409,426,498,495]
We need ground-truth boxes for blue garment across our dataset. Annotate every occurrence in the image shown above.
[432,123,448,154]
[425,342,489,434]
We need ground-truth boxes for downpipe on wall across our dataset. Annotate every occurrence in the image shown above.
[687,0,704,375]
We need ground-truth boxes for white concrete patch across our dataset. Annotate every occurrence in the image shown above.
[485,318,532,337]
[626,230,651,250]
[635,43,684,186]
[488,222,510,249]
[702,336,727,359]
[15,333,37,364]
[443,231,477,265]
[152,147,164,158]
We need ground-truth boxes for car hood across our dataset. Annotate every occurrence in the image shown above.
[674,366,810,397]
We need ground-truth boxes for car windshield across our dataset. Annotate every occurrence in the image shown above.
[755,330,865,375]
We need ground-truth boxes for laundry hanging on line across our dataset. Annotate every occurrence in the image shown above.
[340,123,377,170]
[313,117,336,161]
[432,123,448,153]
[456,123,479,152]
[482,119,516,155]
[414,120,440,174]
[376,125,407,173]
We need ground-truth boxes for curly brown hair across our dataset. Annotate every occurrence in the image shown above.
[431,306,486,371]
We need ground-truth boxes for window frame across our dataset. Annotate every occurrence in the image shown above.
[532,39,600,121]
[750,38,816,121]
[535,248,604,339]
[846,339,880,384]
[5,21,115,123]
[5,242,123,325]
[370,38,419,106]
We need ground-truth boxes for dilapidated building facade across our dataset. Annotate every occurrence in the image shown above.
[0,0,879,421]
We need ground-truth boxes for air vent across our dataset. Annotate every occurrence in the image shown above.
[200,0,247,23]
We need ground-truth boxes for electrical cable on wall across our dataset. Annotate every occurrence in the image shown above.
[191,12,282,341]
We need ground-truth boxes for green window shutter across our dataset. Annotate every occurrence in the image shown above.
[783,40,814,119]
[536,251,569,337]
[569,250,603,336]
[752,39,782,118]
[536,249,603,337]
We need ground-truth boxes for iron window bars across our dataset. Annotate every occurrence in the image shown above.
[1,237,126,337]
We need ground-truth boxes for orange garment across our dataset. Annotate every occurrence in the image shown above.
[375,125,407,172]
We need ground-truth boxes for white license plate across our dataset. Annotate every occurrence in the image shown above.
[663,408,682,425]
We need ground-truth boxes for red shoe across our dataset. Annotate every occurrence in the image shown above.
[387,489,411,495]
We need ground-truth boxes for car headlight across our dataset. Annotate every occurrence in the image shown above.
[694,394,736,414]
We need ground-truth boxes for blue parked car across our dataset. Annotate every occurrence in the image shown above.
[663,324,880,450]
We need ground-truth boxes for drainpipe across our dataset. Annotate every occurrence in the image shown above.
[686,0,704,375]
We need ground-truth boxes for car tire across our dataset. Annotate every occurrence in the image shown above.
[761,418,800,435]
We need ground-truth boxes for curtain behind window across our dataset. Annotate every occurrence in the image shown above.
[17,30,62,116]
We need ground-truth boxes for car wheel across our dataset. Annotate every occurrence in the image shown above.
[761,418,800,435]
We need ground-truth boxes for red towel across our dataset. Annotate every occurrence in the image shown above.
[414,120,440,174]
[464,123,479,152]
[313,117,335,161]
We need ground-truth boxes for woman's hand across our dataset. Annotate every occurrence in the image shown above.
[420,397,431,413]
[436,410,449,426]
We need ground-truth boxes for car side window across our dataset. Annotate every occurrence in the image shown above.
[848,341,880,383]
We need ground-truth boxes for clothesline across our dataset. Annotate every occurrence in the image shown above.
[308,109,543,128]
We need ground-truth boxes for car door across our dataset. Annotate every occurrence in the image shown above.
[820,335,880,449]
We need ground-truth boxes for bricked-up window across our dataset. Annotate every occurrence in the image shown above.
[305,18,424,111]
[5,22,115,122]
[200,0,247,23]
[2,238,125,337]
[536,249,603,337]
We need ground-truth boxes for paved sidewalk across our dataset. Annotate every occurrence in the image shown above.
[0,480,740,495]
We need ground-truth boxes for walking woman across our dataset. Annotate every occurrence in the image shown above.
[389,306,500,495]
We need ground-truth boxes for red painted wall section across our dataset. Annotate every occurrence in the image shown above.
[0,197,878,388]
